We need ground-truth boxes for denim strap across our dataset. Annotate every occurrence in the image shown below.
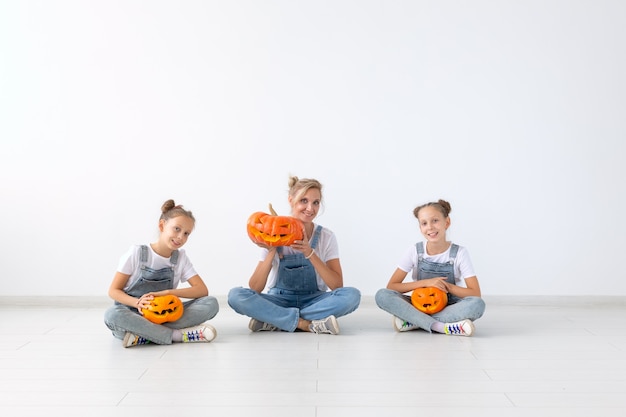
[139,245,178,266]
[416,242,458,265]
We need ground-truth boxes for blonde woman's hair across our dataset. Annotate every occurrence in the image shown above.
[288,176,323,203]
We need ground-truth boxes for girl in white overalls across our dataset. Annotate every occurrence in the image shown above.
[104,200,219,347]
[375,199,485,336]
[228,176,361,334]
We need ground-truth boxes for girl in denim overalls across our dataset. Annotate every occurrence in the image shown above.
[375,199,485,336]
[104,199,219,347]
[228,176,361,334]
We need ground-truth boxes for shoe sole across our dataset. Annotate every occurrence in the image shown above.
[461,320,475,336]
[122,332,145,348]
[392,317,417,332]
[122,332,134,348]
[202,324,217,342]
[326,316,340,335]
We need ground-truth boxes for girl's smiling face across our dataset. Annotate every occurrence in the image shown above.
[417,206,450,243]
[159,215,195,250]
[290,188,321,224]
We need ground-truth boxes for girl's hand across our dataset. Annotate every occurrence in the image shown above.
[135,294,155,314]
[425,277,448,292]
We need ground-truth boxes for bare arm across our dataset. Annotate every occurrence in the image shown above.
[291,231,343,290]
[306,252,343,290]
[385,268,448,294]
[248,247,277,292]
[108,272,153,313]
[445,276,481,298]
[108,271,137,307]
[108,271,209,314]
[150,275,209,299]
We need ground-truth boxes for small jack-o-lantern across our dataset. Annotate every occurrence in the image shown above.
[142,295,184,324]
[411,287,448,315]
[247,203,304,247]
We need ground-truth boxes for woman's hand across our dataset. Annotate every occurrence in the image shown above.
[254,241,272,250]
[290,226,313,257]
[291,239,313,257]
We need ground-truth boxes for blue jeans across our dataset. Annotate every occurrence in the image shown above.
[104,296,219,344]
[375,288,485,332]
[228,286,361,332]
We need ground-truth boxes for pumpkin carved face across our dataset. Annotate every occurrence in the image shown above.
[142,295,184,324]
[247,205,304,247]
[411,287,448,315]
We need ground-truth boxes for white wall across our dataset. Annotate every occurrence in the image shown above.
[1,1,625,297]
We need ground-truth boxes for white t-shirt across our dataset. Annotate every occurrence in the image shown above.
[397,242,475,288]
[117,244,198,292]
[260,224,339,292]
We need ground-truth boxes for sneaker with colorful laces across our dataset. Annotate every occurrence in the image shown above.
[309,315,340,335]
[393,317,420,332]
[123,332,150,348]
[181,324,217,343]
[248,318,278,332]
[444,319,475,336]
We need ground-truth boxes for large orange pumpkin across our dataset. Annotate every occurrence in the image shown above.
[247,204,304,247]
[142,295,184,324]
[411,287,448,315]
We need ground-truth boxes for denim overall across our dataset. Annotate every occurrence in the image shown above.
[273,225,322,294]
[412,242,460,305]
[375,241,485,331]
[119,245,178,303]
[227,224,361,330]
[105,245,219,344]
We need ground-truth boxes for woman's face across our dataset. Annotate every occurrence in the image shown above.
[290,188,321,224]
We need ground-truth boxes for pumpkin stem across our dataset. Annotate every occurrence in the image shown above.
[269,203,277,216]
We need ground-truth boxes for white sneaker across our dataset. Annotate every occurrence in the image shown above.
[393,317,420,332]
[444,319,475,336]
[309,315,340,335]
[123,332,150,348]
[181,324,217,343]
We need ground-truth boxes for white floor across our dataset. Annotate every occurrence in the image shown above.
[1,295,626,416]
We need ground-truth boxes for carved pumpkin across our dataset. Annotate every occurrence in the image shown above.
[142,295,184,324]
[411,287,448,315]
[247,203,304,247]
